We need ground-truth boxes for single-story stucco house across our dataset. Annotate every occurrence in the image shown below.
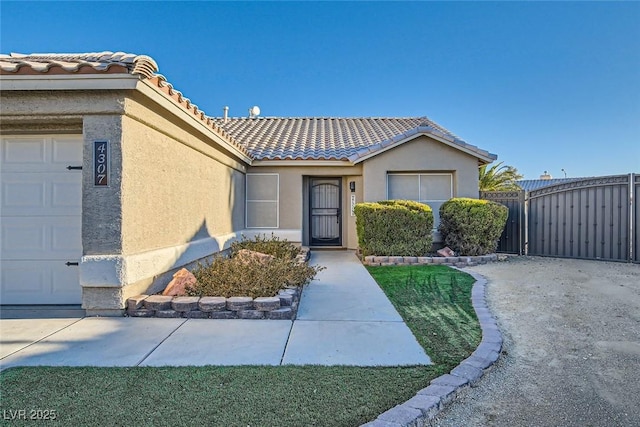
[0,52,497,315]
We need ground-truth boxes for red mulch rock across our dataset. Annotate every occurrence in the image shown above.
[437,247,456,257]
[162,268,197,296]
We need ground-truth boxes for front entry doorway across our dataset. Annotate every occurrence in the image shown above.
[309,178,342,246]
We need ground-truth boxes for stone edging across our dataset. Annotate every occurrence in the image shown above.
[125,287,301,320]
[125,248,311,320]
[361,270,502,426]
[362,254,498,268]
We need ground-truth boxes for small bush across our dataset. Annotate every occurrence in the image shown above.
[188,234,323,298]
[354,200,434,256]
[438,198,508,256]
[231,233,301,260]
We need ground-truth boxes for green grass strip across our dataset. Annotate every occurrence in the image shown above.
[366,265,481,368]
[0,265,480,426]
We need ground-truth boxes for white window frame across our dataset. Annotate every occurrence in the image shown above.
[246,173,279,229]
[386,172,453,228]
[386,173,453,203]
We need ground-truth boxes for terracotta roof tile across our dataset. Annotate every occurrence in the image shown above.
[1,52,251,160]
[214,117,495,162]
[0,51,159,78]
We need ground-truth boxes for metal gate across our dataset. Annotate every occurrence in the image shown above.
[482,174,637,262]
[528,175,631,261]
[480,190,525,254]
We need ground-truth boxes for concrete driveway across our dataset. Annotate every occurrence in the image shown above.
[431,257,640,427]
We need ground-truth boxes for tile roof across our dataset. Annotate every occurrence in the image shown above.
[0,51,158,78]
[0,52,251,159]
[213,117,496,162]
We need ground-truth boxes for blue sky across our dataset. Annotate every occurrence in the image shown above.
[1,1,639,179]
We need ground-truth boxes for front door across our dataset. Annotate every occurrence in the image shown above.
[310,178,342,246]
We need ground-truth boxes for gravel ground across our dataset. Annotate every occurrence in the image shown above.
[430,256,640,427]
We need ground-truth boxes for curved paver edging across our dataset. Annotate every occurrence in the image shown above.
[361,269,502,427]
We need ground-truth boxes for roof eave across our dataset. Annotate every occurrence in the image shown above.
[0,73,141,90]
[136,79,253,165]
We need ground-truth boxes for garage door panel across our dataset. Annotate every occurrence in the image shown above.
[51,223,82,253]
[1,136,83,173]
[1,263,47,293]
[1,261,81,304]
[52,138,83,165]
[1,180,46,211]
[1,135,82,305]
[1,222,46,256]
[1,138,47,169]
[52,178,82,209]
[1,217,81,260]
[1,173,80,216]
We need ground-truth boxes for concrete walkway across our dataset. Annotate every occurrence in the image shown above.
[0,251,430,369]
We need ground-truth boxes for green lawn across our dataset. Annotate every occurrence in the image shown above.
[0,265,480,427]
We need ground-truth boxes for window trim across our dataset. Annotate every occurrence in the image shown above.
[386,172,453,203]
[246,173,279,229]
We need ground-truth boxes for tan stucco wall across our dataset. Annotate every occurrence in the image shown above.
[246,165,363,249]
[362,135,480,201]
[0,90,125,118]
[119,95,246,255]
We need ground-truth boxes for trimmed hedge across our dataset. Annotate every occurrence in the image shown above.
[354,200,434,256]
[438,198,508,256]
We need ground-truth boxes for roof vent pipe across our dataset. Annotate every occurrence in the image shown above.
[223,106,229,123]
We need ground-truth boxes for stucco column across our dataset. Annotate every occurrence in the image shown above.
[80,114,126,315]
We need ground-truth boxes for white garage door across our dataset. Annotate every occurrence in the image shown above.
[1,135,83,304]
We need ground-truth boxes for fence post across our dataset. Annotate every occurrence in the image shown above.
[523,191,529,256]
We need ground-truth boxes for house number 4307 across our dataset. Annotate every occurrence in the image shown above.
[94,140,109,186]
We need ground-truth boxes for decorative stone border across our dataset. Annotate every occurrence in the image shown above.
[361,270,503,426]
[362,254,498,268]
[126,287,301,320]
[125,247,311,320]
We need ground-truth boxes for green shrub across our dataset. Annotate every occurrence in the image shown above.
[231,233,301,260]
[438,198,508,256]
[354,200,434,256]
[188,234,323,298]
[188,255,322,298]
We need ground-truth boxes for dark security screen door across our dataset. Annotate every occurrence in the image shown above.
[310,178,341,245]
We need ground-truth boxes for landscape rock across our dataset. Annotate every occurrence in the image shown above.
[437,247,456,257]
[162,268,197,296]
